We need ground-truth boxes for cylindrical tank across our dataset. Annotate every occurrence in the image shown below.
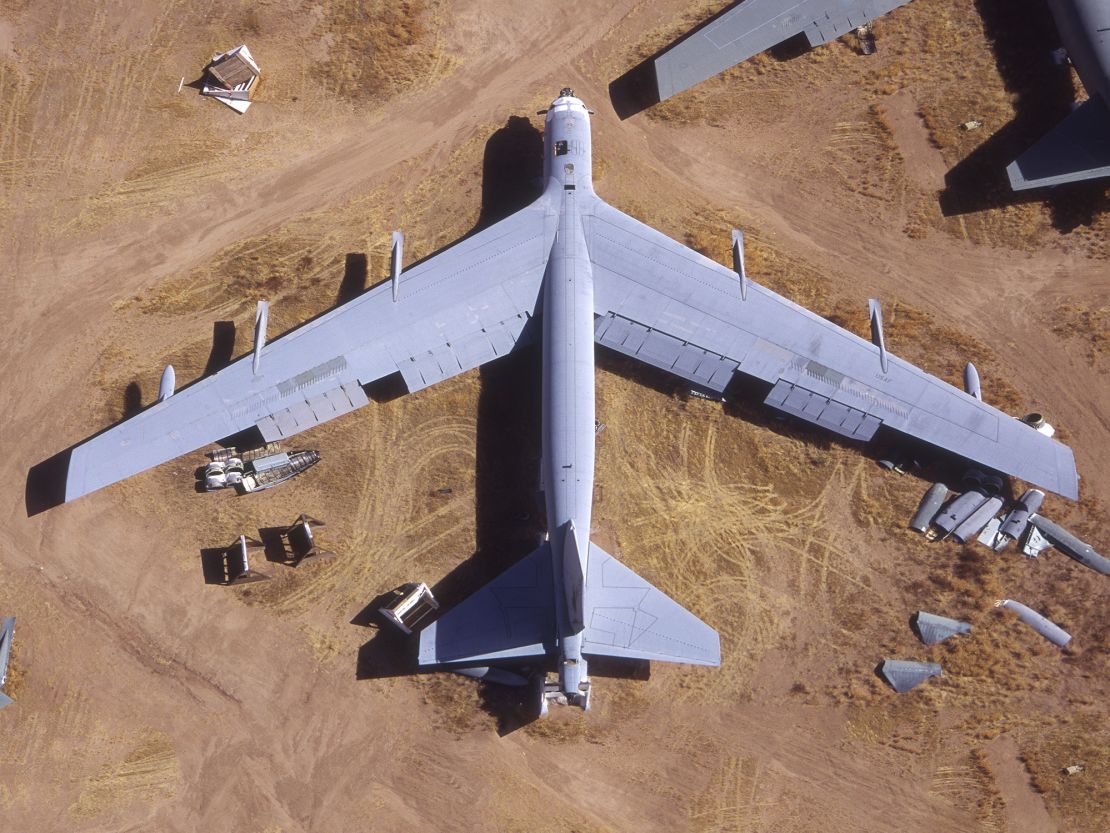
[998,489,1046,540]
[909,483,948,533]
[996,599,1071,647]
[934,491,988,537]
[952,496,1003,543]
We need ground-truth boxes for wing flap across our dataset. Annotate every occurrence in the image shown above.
[582,544,720,666]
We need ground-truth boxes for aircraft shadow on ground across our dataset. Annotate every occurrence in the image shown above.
[939,0,1109,227]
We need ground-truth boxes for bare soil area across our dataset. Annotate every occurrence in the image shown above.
[1,1,1107,831]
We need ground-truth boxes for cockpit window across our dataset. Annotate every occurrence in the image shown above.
[554,140,568,157]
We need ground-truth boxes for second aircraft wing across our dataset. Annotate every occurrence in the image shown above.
[653,0,914,101]
[585,200,1080,500]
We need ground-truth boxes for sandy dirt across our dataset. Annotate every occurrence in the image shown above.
[1,1,1107,831]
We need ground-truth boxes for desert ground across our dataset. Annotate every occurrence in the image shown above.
[1,1,1108,831]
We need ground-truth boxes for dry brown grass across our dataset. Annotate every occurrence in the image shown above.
[1051,302,1110,366]
[1020,713,1110,832]
[315,0,454,102]
[69,730,180,820]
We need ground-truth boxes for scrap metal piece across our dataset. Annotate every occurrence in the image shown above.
[933,491,988,539]
[380,582,440,635]
[952,496,1003,544]
[998,489,1046,542]
[224,535,269,585]
[978,516,1005,549]
[995,599,1072,647]
[909,482,948,533]
[1021,524,1054,558]
[879,659,942,693]
[1028,515,1110,576]
[912,612,971,645]
[0,616,15,709]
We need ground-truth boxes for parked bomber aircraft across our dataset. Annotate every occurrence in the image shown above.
[650,0,915,102]
[34,90,1080,711]
[1007,0,1110,190]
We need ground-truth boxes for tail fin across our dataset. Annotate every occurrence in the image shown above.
[1007,96,1110,190]
[581,543,720,666]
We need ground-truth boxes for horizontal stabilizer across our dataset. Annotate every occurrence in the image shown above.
[582,543,720,665]
[1007,95,1110,190]
[418,542,555,667]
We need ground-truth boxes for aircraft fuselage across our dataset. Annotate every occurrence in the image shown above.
[540,91,597,703]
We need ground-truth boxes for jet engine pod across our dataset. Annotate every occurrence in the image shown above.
[962,467,1004,497]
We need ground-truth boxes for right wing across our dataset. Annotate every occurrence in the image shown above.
[585,200,1080,499]
[1007,96,1110,190]
[53,202,556,503]
[653,0,914,101]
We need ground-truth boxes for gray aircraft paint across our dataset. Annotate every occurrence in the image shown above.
[653,0,914,101]
[41,90,1088,704]
[1007,0,1110,189]
[1028,514,1110,575]
[998,489,1046,541]
[879,659,942,693]
[996,599,1072,647]
[913,612,971,646]
[951,495,1003,544]
[0,617,15,709]
[933,491,990,537]
[909,482,948,533]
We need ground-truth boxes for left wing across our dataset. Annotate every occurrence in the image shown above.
[653,0,914,101]
[585,200,1080,500]
[54,202,555,503]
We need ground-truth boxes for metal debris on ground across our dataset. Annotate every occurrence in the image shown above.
[913,611,971,646]
[909,482,948,533]
[201,45,260,113]
[1027,515,1110,575]
[379,583,440,635]
[959,119,983,131]
[220,535,270,585]
[281,515,336,565]
[879,659,942,693]
[995,599,1072,647]
[204,447,320,494]
[1062,764,1084,775]
[855,22,877,55]
[0,616,15,709]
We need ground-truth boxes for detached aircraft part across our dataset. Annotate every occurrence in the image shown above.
[651,0,917,102]
[1028,515,1110,575]
[0,616,15,709]
[912,612,971,646]
[996,599,1072,647]
[879,659,942,693]
[951,496,1003,544]
[909,482,948,533]
[1021,524,1054,558]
